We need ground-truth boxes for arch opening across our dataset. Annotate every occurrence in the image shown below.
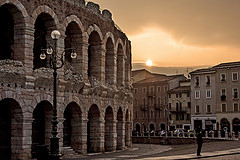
[88,31,102,79]
[232,118,240,135]
[117,107,123,150]
[65,22,82,67]
[31,101,52,158]
[87,104,101,153]
[0,4,25,62]
[117,44,124,85]
[33,13,56,69]
[0,98,23,160]
[63,102,82,151]
[104,106,114,152]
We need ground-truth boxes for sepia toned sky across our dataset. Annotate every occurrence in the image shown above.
[91,0,240,68]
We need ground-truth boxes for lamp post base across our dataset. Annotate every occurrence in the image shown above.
[49,137,61,160]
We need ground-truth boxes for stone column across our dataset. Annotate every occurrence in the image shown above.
[81,34,90,83]
[81,119,88,154]
[99,117,105,152]
[112,119,117,151]
[125,121,131,147]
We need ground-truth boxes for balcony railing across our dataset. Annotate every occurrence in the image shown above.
[169,107,187,113]
[154,104,162,110]
[147,91,155,97]
[140,105,148,110]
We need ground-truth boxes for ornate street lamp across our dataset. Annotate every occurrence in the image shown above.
[40,30,77,160]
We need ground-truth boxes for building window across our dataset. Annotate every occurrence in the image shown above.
[187,92,190,97]
[195,91,200,99]
[195,105,200,113]
[169,114,172,120]
[149,86,154,93]
[134,98,138,106]
[206,75,210,86]
[134,88,138,94]
[179,93,182,98]
[206,105,211,113]
[232,72,238,81]
[187,114,190,120]
[143,98,147,106]
[169,94,171,98]
[150,98,154,106]
[187,102,191,108]
[176,94,179,98]
[195,77,200,87]
[157,86,161,92]
[176,113,179,120]
[157,97,161,106]
[234,103,239,112]
[164,96,167,105]
[169,103,172,110]
[135,111,138,118]
[222,103,227,112]
[206,90,211,98]
[180,114,184,120]
[180,102,182,111]
[150,110,154,118]
[164,86,168,92]
[221,89,226,101]
[220,73,226,82]
[233,88,238,99]
[176,102,179,111]
[142,87,146,94]
[164,109,168,118]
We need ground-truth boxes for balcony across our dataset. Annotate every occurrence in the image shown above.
[154,104,162,110]
[147,91,155,97]
[221,95,226,101]
[169,107,187,113]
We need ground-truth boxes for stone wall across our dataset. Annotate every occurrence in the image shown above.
[0,0,133,159]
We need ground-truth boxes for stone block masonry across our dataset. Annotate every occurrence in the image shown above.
[0,0,133,159]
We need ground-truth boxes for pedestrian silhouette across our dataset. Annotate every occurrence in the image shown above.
[196,129,203,156]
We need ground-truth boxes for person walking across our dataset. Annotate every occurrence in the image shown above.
[196,129,203,156]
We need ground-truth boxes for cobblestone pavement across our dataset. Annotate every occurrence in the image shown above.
[63,140,240,160]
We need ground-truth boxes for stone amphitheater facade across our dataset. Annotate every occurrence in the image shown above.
[0,0,133,159]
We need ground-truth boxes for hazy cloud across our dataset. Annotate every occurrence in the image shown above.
[92,0,240,48]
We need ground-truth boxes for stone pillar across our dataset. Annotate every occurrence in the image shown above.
[211,131,214,138]
[218,130,221,138]
[225,131,228,139]
[99,117,105,152]
[202,120,205,130]
[58,118,65,152]
[81,119,88,154]
[205,131,208,138]
[125,121,131,147]
[117,121,125,150]
[230,122,233,134]
[81,35,89,83]
[112,119,117,151]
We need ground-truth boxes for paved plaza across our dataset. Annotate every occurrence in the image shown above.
[63,140,240,160]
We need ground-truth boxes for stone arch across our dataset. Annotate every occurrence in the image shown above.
[32,5,59,29]
[104,106,114,151]
[149,122,155,131]
[87,104,101,152]
[88,29,103,80]
[103,32,115,49]
[220,118,230,132]
[117,107,124,150]
[63,102,82,152]
[32,7,58,69]
[87,24,103,41]
[135,123,141,136]
[232,118,240,135]
[160,123,166,130]
[64,20,83,69]
[105,36,115,84]
[31,100,53,158]
[63,15,84,34]
[116,39,125,85]
[0,98,23,160]
[0,2,27,62]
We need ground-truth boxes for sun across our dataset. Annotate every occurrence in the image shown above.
[146,60,153,66]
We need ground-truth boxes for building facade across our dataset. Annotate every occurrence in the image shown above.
[132,69,186,135]
[190,61,240,134]
[0,0,133,159]
[167,80,191,131]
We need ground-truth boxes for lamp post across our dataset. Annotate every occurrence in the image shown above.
[40,30,77,160]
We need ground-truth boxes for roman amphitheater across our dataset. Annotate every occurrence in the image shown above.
[0,0,133,159]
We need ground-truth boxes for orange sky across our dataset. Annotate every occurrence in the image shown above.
[91,0,240,68]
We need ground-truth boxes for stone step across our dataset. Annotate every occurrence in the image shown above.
[62,146,78,156]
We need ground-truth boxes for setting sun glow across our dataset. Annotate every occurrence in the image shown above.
[146,60,153,66]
